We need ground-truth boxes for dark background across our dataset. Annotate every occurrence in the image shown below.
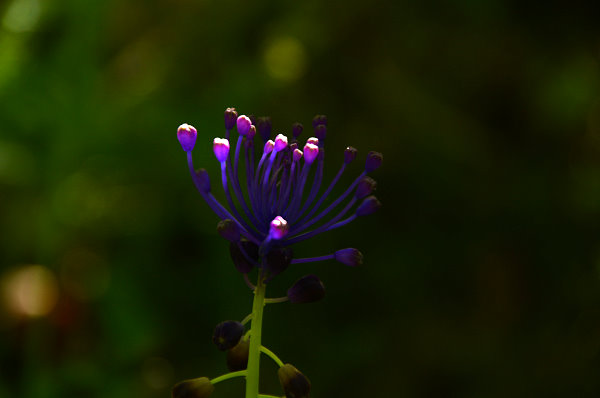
[1,0,600,397]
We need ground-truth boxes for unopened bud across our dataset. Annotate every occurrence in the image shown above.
[278,364,311,398]
[312,114,327,128]
[217,219,240,242]
[264,247,293,277]
[293,149,303,162]
[264,140,275,155]
[314,124,326,142]
[247,125,256,139]
[224,108,238,131]
[195,168,211,194]
[344,146,357,164]
[303,143,319,164]
[355,177,377,199]
[256,117,272,142]
[177,123,197,152]
[287,274,325,304]
[334,248,363,266]
[236,115,252,136]
[172,377,214,398]
[356,195,381,216]
[229,240,258,274]
[269,216,289,239]
[213,320,244,351]
[365,151,383,172]
[292,122,303,138]
[226,337,250,371]
[213,138,230,163]
[274,134,288,152]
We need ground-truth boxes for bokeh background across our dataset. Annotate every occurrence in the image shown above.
[1,0,600,397]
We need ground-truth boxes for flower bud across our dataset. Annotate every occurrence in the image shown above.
[247,125,256,139]
[264,140,275,155]
[213,138,230,163]
[177,123,197,152]
[314,124,326,142]
[312,114,327,128]
[172,377,214,398]
[344,146,357,164]
[287,274,325,304]
[224,107,238,131]
[365,151,383,172]
[303,143,319,164]
[292,122,303,138]
[229,240,258,274]
[355,177,377,199]
[306,137,319,146]
[195,168,211,194]
[227,337,250,371]
[236,115,252,136]
[278,364,311,398]
[213,320,244,351]
[264,247,293,277]
[293,149,303,162]
[269,216,289,240]
[334,248,363,267]
[356,195,381,216]
[256,116,272,142]
[217,219,240,242]
[274,134,289,152]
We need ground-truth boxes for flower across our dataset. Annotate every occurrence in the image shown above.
[178,108,382,278]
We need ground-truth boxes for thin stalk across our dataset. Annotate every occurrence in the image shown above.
[245,270,266,398]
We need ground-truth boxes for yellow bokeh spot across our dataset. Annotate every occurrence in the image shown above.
[3,265,59,317]
[263,36,307,82]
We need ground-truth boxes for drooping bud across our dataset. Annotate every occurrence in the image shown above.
[303,143,319,164]
[195,168,211,194]
[213,138,230,162]
[172,377,214,398]
[264,140,275,155]
[217,219,240,242]
[224,108,238,131]
[344,146,357,164]
[306,137,319,146]
[256,117,272,142]
[269,216,289,239]
[274,134,289,152]
[365,151,383,172]
[226,337,250,371]
[292,122,303,138]
[236,115,252,136]
[177,123,198,152]
[229,240,258,274]
[355,177,377,199]
[287,274,325,304]
[314,124,326,142]
[247,125,256,139]
[278,364,311,398]
[356,195,381,216]
[293,149,303,162]
[312,114,328,128]
[264,247,293,277]
[213,320,244,351]
[334,248,363,267]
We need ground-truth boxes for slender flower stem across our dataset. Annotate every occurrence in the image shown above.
[211,370,247,385]
[260,346,284,367]
[264,296,289,304]
[245,270,266,398]
[258,395,283,398]
[291,254,335,264]
[241,313,253,325]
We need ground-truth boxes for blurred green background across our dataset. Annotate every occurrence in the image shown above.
[1,0,600,397]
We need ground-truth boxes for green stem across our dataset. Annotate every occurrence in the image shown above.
[260,346,284,367]
[245,270,266,398]
[258,395,283,398]
[264,296,289,304]
[211,370,247,384]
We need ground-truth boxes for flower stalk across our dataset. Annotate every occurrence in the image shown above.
[245,270,267,398]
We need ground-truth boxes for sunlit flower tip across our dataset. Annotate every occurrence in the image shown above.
[224,107,238,130]
[226,337,250,371]
[257,116,272,142]
[172,377,214,398]
[303,143,319,164]
[312,114,328,128]
[355,176,377,199]
[334,248,363,267]
[177,123,198,152]
[264,140,275,155]
[315,124,327,142]
[292,122,303,138]
[365,151,383,172]
[229,240,258,274]
[213,138,230,162]
[236,115,252,136]
[278,364,311,398]
[195,168,211,193]
[287,274,326,304]
[293,148,303,162]
[213,320,245,351]
[247,125,256,139]
[306,137,319,146]
[217,219,241,242]
[264,247,293,277]
[344,146,358,164]
[274,134,289,152]
[356,195,382,216]
[269,216,289,239]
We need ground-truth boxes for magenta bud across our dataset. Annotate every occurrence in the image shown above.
[356,195,381,216]
[195,168,211,193]
[274,134,288,152]
[306,137,319,146]
[334,248,363,266]
[247,125,256,139]
[256,116,272,142]
[312,114,328,128]
[177,123,197,152]
[213,138,230,163]
[293,148,303,162]
[224,107,238,130]
[344,146,357,164]
[264,140,274,155]
[287,274,325,304]
[269,216,289,239]
[217,219,241,242]
[355,176,377,199]
[303,143,319,164]
[236,115,252,136]
[365,151,383,172]
[213,320,244,351]
[278,364,311,398]
[314,124,327,142]
[292,122,303,138]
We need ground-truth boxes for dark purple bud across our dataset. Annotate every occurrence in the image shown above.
[248,115,257,125]
[229,240,258,274]
[217,219,240,242]
[213,320,244,351]
[312,114,328,128]
[292,122,303,138]
[247,125,256,140]
[224,107,238,131]
[236,115,252,136]
[287,274,325,304]
[356,195,381,216]
[226,337,249,371]
[355,176,377,199]
[344,146,357,164]
[289,142,298,152]
[177,123,197,152]
[334,248,363,266]
[195,168,211,194]
[172,377,214,398]
[314,124,327,142]
[213,138,230,163]
[256,117,272,142]
[365,151,383,172]
[278,364,311,398]
[264,247,293,277]
[269,216,289,240]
